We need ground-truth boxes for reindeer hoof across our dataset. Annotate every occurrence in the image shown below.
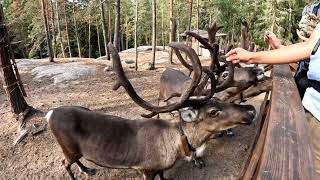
[85,168,97,176]
[79,167,97,176]
[192,157,205,169]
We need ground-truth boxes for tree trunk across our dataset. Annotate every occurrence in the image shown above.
[40,0,54,62]
[114,0,120,51]
[49,0,57,58]
[196,0,199,54]
[188,0,193,31]
[72,0,82,58]
[108,1,112,45]
[121,30,124,51]
[151,0,156,69]
[169,18,177,63]
[88,1,92,58]
[161,2,165,51]
[0,4,28,114]
[135,0,138,71]
[241,20,250,50]
[177,19,180,42]
[63,0,72,57]
[89,17,91,58]
[185,0,193,59]
[55,0,65,58]
[125,16,129,50]
[168,0,173,64]
[96,19,102,57]
[100,0,110,59]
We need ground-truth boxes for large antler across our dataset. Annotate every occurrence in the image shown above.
[205,23,223,45]
[109,42,215,118]
[183,23,235,92]
[172,39,234,92]
[185,31,220,71]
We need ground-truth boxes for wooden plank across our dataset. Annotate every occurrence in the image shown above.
[256,65,314,180]
[241,92,270,180]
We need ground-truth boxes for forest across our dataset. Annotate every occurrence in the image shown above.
[3,0,307,59]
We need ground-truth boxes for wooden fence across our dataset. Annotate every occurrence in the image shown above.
[242,65,315,180]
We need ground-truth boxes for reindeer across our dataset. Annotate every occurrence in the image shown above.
[157,24,265,137]
[46,43,256,180]
[158,23,266,108]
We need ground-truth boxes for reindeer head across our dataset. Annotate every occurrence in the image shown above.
[180,98,255,132]
[218,66,265,87]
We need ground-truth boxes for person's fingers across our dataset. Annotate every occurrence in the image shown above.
[232,60,240,64]
[226,54,239,61]
[226,48,237,57]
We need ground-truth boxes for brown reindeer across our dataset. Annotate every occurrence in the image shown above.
[46,43,256,180]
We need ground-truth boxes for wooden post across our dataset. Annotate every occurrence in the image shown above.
[0,4,28,115]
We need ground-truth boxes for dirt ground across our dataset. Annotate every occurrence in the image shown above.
[0,50,263,180]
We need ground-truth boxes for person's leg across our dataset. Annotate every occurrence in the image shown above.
[306,112,320,179]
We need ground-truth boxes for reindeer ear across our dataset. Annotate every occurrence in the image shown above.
[180,109,199,123]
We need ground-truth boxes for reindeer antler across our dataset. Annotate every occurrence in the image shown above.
[174,31,235,93]
[109,42,214,118]
[205,23,223,45]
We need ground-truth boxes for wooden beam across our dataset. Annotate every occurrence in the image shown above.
[255,65,314,179]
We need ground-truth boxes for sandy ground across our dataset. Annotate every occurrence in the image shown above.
[0,50,264,180]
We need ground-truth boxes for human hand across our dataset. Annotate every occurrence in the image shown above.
[226,48,254,64]
[265,31,281,49]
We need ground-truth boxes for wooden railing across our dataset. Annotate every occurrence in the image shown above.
[242,65,315,180]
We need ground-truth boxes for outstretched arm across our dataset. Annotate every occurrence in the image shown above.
[226,24,320,65]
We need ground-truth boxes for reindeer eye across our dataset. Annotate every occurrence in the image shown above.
[209,109,220,117]
[221,72,229,79]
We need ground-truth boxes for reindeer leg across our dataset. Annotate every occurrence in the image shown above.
[62,159,76,180]
[158,171,173,180]
[60,144,82,180]
[159,171,165,180]
[76,160,97,176]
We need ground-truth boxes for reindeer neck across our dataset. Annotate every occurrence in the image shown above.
[181,122,212,149]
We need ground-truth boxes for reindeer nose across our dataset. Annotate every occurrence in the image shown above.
[244,105,256,121]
